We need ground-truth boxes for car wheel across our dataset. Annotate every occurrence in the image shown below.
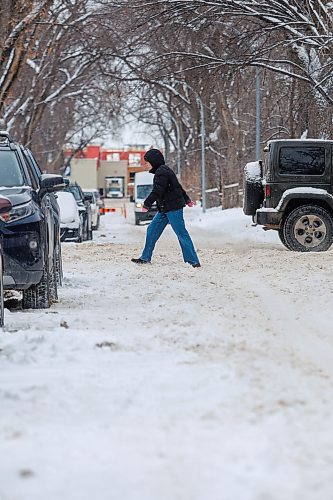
[278,226,291,250]
[22,261,51,309]
[93,215,100,231]
[135,214,140,226]
[77,218,84,243]
[283,205,333,252]
[82,218,89,241]
[49,261,58,303]
[0,256,4,327]
[55,242,63,286]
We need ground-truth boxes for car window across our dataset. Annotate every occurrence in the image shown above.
[25,149,43,178]
[84,192,96,202]
[21,152,39,190]
[0,150,25,186]
[279,147,326,176]
[66,185,82,201]
[137,184,153,199]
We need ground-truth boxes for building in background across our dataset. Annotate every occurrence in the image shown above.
[64,144,150,197]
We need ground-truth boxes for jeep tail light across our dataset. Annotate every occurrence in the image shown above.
[265,184,271,198]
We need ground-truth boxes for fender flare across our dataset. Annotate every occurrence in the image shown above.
[279,192,333,213]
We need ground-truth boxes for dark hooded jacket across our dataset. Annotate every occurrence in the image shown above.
[143,149,190,213]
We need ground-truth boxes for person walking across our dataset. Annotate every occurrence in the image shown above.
[131,149,201,267]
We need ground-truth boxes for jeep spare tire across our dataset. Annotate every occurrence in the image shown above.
[283,205,333,252]
[243,161,264,216]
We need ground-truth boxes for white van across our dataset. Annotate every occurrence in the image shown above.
[133,171,158,225]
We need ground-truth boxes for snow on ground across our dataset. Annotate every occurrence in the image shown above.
[1,204,333,500]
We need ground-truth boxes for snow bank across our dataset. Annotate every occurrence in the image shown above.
[185,206,280,246]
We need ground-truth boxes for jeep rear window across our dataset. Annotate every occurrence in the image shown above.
[279,147,325,176]
[0,151,25,186]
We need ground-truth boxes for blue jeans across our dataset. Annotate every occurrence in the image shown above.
[140,209,200,265]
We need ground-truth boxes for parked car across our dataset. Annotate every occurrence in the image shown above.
[0,196,13,326]
[57,191,83,242]
[64,181,93,240]
[96,190,105,216]
[83,189,100,230]
[0,131,65,308]
[22,146,63,286]
[243,139,333,252]
[132,171,157,225]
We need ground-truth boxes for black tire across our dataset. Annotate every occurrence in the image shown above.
[135,214,140,226]
[76,219,83,243]
[82,218,89,241]
[49,262,58,303]
[278,226,292,250]
[22,262,51,309]
[243,178,264,216]
[60,229,67,242]
[283,205,333,252]
[0,256,4,327]
[55,243,63,286]
[93,215,100,231]
[88,224,93,240]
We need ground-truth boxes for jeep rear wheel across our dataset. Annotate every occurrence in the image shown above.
[278,226,291,250]
[283,205,333,252]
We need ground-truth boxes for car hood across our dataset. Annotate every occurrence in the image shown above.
[0,186,32,207]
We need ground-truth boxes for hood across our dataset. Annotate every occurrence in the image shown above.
[0,186,32,207]
[144,149,165,172]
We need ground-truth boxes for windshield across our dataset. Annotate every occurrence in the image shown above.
[84,191,95,201]
[137,184,153,199]
[0,151,25,187]
[66,186,81,201]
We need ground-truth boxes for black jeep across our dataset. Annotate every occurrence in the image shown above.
[244,139,333,252]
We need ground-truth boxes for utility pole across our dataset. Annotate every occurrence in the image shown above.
[256,66,261,161]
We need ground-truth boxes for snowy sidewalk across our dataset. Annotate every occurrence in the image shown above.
[1,208,333,500]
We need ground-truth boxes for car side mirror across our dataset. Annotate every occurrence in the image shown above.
[0,196,12,215]
[40,174,65,192]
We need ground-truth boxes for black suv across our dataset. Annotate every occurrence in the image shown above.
[63,181,93,241]
[0,195,13,326]
[244,139,333,252]
[0,131,64,307]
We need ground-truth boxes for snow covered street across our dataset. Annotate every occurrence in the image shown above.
[1,206,333,500]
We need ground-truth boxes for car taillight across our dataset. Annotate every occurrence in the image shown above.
[265,184,271,198]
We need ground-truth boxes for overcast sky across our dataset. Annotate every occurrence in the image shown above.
[103,122,163,149]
